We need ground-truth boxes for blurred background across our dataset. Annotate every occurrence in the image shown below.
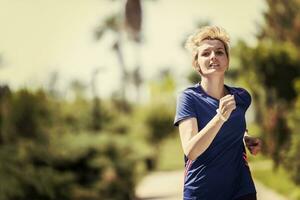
[0,0,300,199]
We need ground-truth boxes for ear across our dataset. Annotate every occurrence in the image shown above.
[192,53,200,69]
[193,61,203,76]
[192,52,204,76]
[192,58,198,70]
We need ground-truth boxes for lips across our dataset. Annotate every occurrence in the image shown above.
[209,63,220,67]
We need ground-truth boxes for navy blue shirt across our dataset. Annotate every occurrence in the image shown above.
[174,83,256,200]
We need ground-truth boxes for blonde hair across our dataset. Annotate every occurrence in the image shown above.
[185,26,230,59]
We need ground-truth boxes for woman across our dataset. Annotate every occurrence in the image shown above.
[174,26,261,200]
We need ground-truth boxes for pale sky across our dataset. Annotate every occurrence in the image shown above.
[0,0,266,100]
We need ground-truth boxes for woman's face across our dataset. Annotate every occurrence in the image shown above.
[196,39,229,77]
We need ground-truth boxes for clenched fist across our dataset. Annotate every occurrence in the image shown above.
[217,94,236,121]
[244,135,262,155]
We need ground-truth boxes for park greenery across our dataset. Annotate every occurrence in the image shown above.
[1,0,300,199]
[0,80,176,200]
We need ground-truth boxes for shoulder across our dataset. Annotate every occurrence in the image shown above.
[177,84,201,102]
[230,86,251,97]
[228,85,252,107]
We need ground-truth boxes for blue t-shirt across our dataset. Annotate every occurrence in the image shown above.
[174,83,256,200]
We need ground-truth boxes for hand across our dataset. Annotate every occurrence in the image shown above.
[244,135,262,155]
[217,95,236,121]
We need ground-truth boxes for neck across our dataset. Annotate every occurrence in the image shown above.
[200,77,226,100]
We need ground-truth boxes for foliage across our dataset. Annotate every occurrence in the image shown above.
[234,40,300,168]
[50,133,139,200]
[143,104,175,145]
[187,70,201,85]
[0,142,73,199]
[156,134,184,171]
[232,0,300,189]
[0,88,53,144]
[284,79,300,185]
[145,70,176,145]
[251,158,300,200]
[259,0,300,46]
[0,72,182,199]
[0,85,153,200]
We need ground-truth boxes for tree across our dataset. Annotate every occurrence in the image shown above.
[234,0,300,168]
[0,85,11,144]
[90,68,105,131]
[258,0,300,46]
[94,0,144,105]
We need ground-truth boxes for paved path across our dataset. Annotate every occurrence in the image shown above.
[136,170,288,200]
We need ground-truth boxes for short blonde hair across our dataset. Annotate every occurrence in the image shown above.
[185,26,230,58]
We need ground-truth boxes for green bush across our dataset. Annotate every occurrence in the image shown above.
[0,84,181,199]
[144,104,176,145]
[50,132,139,200]
[284,80,300,185]
[0,144,74,200]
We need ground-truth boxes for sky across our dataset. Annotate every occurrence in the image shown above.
[0,0,266,100]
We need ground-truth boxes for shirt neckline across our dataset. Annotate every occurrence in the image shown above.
[195,83,233,102]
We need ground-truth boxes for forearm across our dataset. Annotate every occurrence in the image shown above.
[184,115,225,160]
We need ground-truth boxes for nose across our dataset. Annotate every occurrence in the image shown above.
[210,51,217,60]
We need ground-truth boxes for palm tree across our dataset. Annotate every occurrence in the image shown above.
[125,0,143,103]
[94,0,143,104]
[125,0,142,42]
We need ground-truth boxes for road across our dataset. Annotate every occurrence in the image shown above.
[135,170,288,200]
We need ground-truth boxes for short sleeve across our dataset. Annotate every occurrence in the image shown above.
[245,90,252,110]
[236,88,252,110]
[174,91,197,126]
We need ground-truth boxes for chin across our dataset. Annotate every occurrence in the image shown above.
[202,69,225,77]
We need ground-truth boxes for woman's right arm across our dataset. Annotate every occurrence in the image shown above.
[179,94,236,161]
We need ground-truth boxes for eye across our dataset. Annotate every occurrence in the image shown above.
[216,51,224,55]
[201,51,210,57]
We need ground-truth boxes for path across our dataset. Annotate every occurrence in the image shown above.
[135,170,288,200]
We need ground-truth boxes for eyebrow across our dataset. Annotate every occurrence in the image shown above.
[202,47,225,51]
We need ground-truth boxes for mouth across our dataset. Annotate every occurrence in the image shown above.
[209,63,220,68]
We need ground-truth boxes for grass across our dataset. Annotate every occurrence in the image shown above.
[249,156,300,200]
[156,134,184,171]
